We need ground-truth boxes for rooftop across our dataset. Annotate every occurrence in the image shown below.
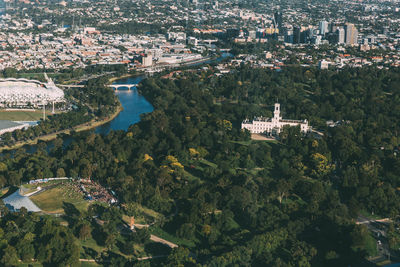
[0,120,23,131]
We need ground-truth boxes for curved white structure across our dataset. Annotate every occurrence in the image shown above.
[0,78,64,107]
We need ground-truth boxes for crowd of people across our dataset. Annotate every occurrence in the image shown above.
[79,179,117,204]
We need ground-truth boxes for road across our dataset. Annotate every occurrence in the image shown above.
[356,215,400,264]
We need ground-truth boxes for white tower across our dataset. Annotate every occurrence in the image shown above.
[274,103,281,122]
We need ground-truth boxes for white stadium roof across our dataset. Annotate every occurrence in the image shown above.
[0,78,64,105]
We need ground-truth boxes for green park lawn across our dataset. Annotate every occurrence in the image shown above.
[122,203,164,225]
[80,262,102,267]
[0,110,49,121]
[150,226,196,248]
[17,263,43,267]
[30,184,89,214]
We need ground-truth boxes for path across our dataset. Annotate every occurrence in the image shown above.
[23,187,43,197]
[129,201,179,249]
[150,235,178,248]
[137,255,167,261]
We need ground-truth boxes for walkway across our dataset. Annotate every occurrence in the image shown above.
[150,235,178,248]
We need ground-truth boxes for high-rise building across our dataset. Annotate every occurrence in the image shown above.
[274,11,283,32]
[142,54,153,67]
[293,26,301,44]
[336,28,345,44]
[344,23,358,45]
[285,30,293,43]
[319,21,329,35]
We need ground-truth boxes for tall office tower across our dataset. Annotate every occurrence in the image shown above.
[319,21,329,35]
[345,23,358,45]
[285,30,293,43]
[274,11,283,33]
[336,28,345,44]
[293,26,301,44]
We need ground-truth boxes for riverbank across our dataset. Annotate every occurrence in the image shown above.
[108,72,142,83]
[0,103,123,152]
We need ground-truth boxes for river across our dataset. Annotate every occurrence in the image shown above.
[20,76,152,154]
[2,53,232,154]
[95,76,153,134]
[95,53,231,134]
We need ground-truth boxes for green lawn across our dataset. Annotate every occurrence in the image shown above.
[18,263,43,267]
[198,159,217,168]
[230,140,253,146]
[30,184,89,213]
[0,110,52,121]
[80,262,101,267]
[150,226,196,248]
[183,170,203,183]
[80,237,106,255]
[359,209,384,220]
[122,203,164,225]
[17,73,46,80]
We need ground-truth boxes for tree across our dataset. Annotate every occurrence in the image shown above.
[105,233,117,250]
[165,247,196,267]
[1,245,19,267]
[78,224,92,240]
[56,168,66,177]
[16,240,35,262]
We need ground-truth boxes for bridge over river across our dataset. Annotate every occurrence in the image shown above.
[108,83,138,91]
[57,83,139,90]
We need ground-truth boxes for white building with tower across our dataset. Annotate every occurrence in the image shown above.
[241,103,311,135]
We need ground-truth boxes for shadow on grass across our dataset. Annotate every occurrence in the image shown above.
[82,246,99,260]
[0,185,19,199]
[144,241,171,255]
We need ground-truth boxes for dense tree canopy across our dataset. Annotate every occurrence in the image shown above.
[1,66,400,265]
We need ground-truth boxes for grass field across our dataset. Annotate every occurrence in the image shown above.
[18,263,43,267]
[122,203,164,225]
[80,262,101,267]
[0,110,51,121]
[30,183,89,213]
[150,226,196,248]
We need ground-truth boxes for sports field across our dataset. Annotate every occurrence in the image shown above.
[0,110,50,121]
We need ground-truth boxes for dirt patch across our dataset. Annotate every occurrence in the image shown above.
[251,133,276,141]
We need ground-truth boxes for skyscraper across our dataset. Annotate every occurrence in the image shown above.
[274,11,283,33]
[344,23,358,45]
[336,28,345,44]
[319,21,329,35]
[293,26,301,44]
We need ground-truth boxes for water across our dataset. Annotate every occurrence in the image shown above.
[95,76,153,134]
[3,76,152,155]
[2,53,231,155]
